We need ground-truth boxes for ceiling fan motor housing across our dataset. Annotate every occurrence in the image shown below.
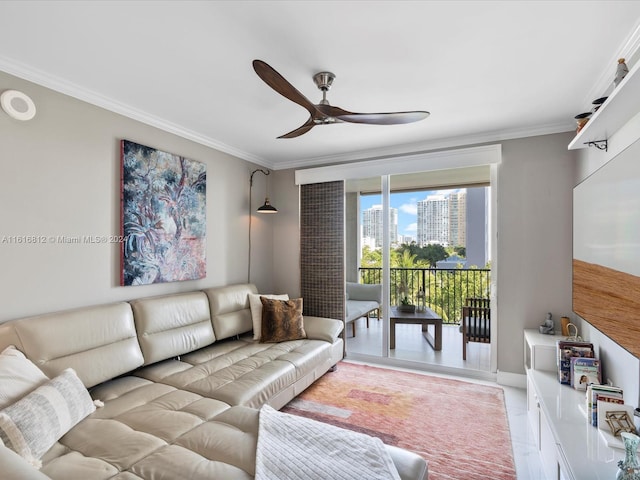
[313,71,335,91]
[313,71,335,106]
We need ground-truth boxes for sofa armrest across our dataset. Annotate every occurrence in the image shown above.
[386,444,428,480]
[303,316,344,343]
[0,444,52,480]
[346,282,382,304]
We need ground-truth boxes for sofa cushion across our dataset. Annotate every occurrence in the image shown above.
[134,337,338,408]
[204,284,258,340]
[0,323,25,355]
[136,340,296,407]
[0,444,53,480]
[248,293,289,340]
[346,300,380,322]
[346,282,382,303]
[259,297,306,343]
[10,303,144,388]
[128,406,258,480]
[0,368,96,466]
[40,378,230,476]
[461,318,490,338]
[302,316,344,343]
[0,346,49,409]
[130,292,215,366]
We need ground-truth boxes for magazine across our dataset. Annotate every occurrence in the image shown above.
[556,341,594,384]
[571,357,601,390]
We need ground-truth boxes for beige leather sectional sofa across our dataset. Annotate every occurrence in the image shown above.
[0,283,428,480]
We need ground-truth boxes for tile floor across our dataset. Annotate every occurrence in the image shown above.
[502,383,547,480]
[346,317,493,379]
[343,316,547,479]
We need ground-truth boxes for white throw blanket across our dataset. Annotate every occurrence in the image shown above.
[256,404,401,480]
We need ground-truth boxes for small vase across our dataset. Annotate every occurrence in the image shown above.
[616,432,640,480]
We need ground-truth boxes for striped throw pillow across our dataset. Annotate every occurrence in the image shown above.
[0,368,96,468]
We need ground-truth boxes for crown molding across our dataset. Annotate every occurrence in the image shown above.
[275,121,574,171]
[581,20,640,111]
[0,55,272,168]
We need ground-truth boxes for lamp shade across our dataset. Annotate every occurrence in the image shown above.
[257,197,277,213]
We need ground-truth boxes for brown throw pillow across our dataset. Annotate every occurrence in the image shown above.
[260,297,306,343]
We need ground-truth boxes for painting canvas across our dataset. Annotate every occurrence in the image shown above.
[121,140,206,286]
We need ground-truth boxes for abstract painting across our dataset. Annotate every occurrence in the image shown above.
[121,140,206,286]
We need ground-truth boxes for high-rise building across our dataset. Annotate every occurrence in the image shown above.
[398,234,415,245]
[417,195,449,246]
[465,187,489,267]
[448,191,467,247]
[417,191,468,247]
[362,204,398,248]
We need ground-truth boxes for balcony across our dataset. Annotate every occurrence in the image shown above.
[359,267,491,324]
[348,267,492,374]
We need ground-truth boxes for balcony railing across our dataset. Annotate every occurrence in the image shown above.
[359,267,491,324]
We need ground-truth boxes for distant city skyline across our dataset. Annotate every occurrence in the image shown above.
[360,189,463,241]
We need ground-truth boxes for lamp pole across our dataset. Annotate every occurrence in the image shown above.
[248,169,273,283]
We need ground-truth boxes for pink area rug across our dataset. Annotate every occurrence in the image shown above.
[282,361,516,480]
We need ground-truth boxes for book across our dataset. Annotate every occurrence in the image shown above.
[556,341,594,384]
[571,357,601,390]
[587,384,624,426]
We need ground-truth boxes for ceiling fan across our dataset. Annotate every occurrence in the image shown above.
[252,59,430,139]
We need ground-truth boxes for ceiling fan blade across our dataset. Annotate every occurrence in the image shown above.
[316,104,429,125]
[277,117,316,139]
[253,60,320,118]
[335,111,430,125]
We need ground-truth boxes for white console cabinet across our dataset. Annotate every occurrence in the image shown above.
[524,329,623,480]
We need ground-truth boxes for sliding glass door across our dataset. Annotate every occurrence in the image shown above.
[345,168,495,375]
[345,176,387,358]
[296,144,500,375]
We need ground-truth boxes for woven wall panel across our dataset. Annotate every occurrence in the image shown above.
[300,181,345,321]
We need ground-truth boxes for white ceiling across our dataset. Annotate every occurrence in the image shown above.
[1,1,640,170]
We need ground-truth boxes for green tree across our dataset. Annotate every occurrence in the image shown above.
[454,246,466,257]
[396,242,420,258]
[391,249,418,268]
[419,244,448,267]
[361,245,382,267]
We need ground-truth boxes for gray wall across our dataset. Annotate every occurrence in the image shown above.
[497,133,575,375]
[0,70,274,323]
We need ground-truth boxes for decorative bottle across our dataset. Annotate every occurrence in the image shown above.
[614,58,629,88]
[616,432,640,480]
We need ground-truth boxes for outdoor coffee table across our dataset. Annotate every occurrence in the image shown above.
[389,306,443,350]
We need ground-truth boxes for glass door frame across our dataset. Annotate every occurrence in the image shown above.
[295,144,501,374]
[381,175,391,357]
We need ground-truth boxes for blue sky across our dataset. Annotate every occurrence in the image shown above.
[360,189,461,238]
